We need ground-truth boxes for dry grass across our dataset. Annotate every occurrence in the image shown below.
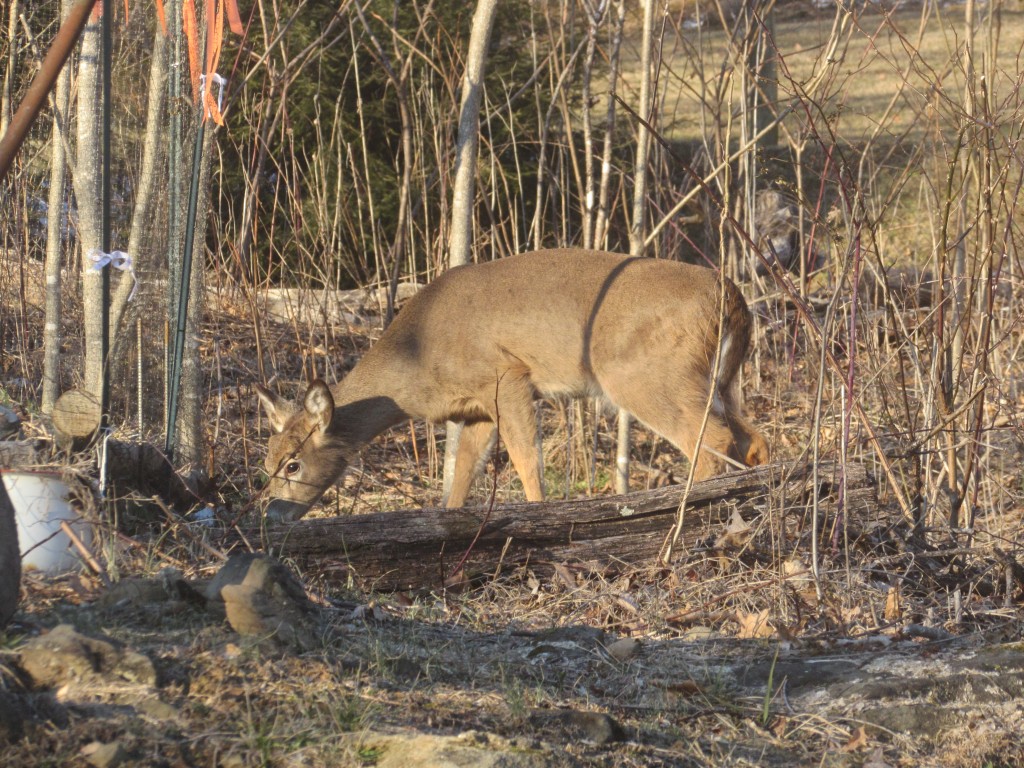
[3,1,1024,765]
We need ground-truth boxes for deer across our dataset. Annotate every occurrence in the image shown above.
[255,249,769,522]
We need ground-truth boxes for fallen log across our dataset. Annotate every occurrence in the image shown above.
[243,461,876,591]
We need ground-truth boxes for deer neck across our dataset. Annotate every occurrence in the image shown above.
[329,347,410,447]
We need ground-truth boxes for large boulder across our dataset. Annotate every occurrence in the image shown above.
[0,479,20,628]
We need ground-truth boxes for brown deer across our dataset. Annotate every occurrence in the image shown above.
[255,249,769,522]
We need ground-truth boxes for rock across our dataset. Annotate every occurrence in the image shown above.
[605,637,640,663]
[0,440,45,467]
[0,479,20,628]
[95,569,205,614]
[860,703,961,739]
[18,624,157,689]
[81,741,128,768]
[207,554,318,652]
[96,577,177,612]
[533,626,606,646]
[526,625,607,665]
[205,553,310,612]
[341,730,553,768]
[0,404,20,439]
[0,690,25,743]
[529,709,626,745]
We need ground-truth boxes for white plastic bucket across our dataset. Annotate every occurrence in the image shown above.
[1,471,92,573]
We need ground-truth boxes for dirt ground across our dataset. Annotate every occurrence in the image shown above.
[3,277,1024,767]
[3,549,1024,768]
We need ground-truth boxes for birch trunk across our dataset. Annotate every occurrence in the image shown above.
[615,0,657,495]
[0,0,18,137]
[42,0,73,413]
[73,15,104,398]
[173,124,213,467]
[108,18,168,363]
[580,1,607,250]
[442,0,499,504]
[593,0,625,251]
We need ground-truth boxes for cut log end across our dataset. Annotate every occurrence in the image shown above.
[52,389,102,453]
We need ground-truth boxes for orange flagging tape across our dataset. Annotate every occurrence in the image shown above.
[155,0,168,36]
[225,0,243,35]
[183,0,201,104]
[180,0,241,124]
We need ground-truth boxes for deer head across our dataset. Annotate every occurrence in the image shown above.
[254,381,351,523]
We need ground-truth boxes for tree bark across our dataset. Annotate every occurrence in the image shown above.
[173,123,213,467]
[594,0,625,251]
[0,0,19,138]
[441,0,500,505]
[616,0,658,495]
[42,0,73,414]
[73,15,104,397]
[108,18,168,360]
[253,462,875,591]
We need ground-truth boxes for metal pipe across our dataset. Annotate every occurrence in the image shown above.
[100,0,112,425]
[164,113,205,457]
[0,0,98,182]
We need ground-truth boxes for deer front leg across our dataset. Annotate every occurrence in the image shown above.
[492,370,545,502]
[443,420,497,508]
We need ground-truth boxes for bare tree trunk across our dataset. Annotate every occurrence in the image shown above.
[108,18,168,357]
[580,0,607,251]
[0,0,18,137]
[73,15,104,398]
[42,0,73,414]
[616,0,657,495]
[441,0,499,505]
[594,0,625,251]
[174,124,213,467]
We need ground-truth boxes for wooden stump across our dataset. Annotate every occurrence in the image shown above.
[51,389,102,452]
[242,461,876,591]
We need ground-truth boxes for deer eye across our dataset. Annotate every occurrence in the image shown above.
[284,461,301,476]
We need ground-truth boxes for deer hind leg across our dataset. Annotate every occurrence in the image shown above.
[671,388,739,482]
[721,384,770,468]
[443,420,497,508]
[601,364,740,483]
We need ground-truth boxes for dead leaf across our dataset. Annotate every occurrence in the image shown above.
[443,568,470,591]
[783,557,811,584]
[774,622,798,642]
[770,715,789,738]
[884,586,902,621]
[841,605,863,623]
[863,747,894,768]
[666,679,704,697]
[735,609,773,639]
[715,508,753,549]
[615,595,639,614]
[552,562,576,590]
[527,573,541,595]
[842,726,870,752]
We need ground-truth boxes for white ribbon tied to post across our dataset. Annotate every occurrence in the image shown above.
[88,249,138,301]
[199,72,228,118]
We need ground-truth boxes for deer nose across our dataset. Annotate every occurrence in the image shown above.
[264,498,310,523]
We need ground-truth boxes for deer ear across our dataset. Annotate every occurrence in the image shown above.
[255,384,297,433]
[303,380,335,433]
